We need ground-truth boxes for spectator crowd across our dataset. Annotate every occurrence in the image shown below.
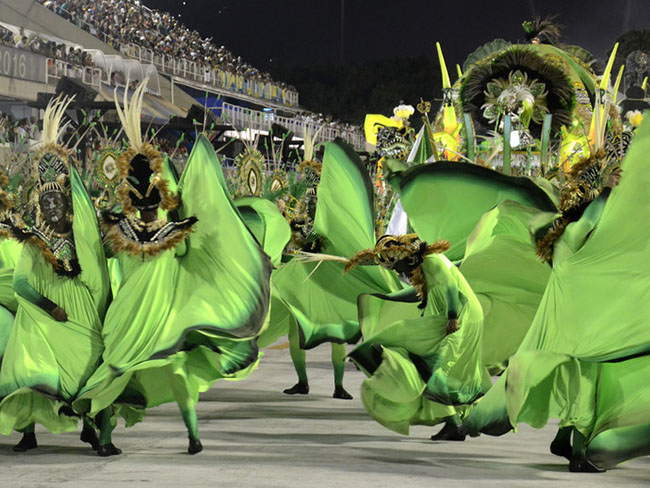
[38,0,297,96]
[0,24,96,69]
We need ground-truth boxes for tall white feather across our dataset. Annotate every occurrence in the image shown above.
[303,124,324,161]
[41,94,75,147]
[114,79,149,153]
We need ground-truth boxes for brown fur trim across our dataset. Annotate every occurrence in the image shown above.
[566,148,606,181]
[102,216,196,259]
[116,143,179,217]
[535,216,568,262]
[344,248,378,273]
[410,265,427,302]
[0,172,12,211]
[298,160,322,177]
[422,239,451,256]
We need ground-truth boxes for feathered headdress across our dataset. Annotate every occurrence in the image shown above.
[33,94,74,201]
[535,149,618,263]
[114,80,178,215]
[346,234,450,304]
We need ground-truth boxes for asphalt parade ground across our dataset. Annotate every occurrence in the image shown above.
[1,344,649,488]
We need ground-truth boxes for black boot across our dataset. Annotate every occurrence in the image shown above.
[188,437,203,455]
[80,427,100,451]
[97,443,122,457]
[333,386,353,400]
[283,382,309,395]
[430,422,466,441]
[13,432,37,452]
[550,439,572,461]
[569,456,606,473]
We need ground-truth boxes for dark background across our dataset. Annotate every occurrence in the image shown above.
[144,0,650,123]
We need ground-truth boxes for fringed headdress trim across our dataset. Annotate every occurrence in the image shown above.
[536,148,612,262]
[345,234,450,303]
[115,143,179,215]
[114,79,178,215]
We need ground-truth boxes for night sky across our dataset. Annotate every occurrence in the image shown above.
[144,0,650,70]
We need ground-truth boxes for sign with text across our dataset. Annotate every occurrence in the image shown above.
[0,46,46,83]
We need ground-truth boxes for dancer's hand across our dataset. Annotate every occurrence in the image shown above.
[445,318,459,335]
[51,306,68,322]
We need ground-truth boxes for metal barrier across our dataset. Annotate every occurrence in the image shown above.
[221,103,365,151]
[46,58,102,91]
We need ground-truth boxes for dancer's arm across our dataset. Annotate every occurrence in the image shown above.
[13,273,67,321]
[445,285,460,335]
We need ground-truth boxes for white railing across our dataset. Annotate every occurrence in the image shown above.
[221,103,365,151]
[46,58,102,91]
[122,43,300,107]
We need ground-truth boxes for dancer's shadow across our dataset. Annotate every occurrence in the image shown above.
[0,443,99,461]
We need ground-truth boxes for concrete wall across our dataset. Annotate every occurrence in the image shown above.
[0,75,50,102]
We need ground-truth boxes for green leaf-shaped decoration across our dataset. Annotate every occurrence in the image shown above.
[511,70,525,85]
[486,81,504,97]
[530,81,546,97]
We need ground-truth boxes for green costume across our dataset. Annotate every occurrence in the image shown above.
[465,117,650,470]
[272,141,401,397]
[0,184,21,359]
[234,196,292,349]
[388,161,558,373]
[349,235,488,436]
[0,161,109,437]
[74,134,272,453]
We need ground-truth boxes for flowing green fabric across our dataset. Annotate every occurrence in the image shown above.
[391,162,557,261]
[75,135,272,420]
[274,141,401,349]
[0,238,21,313]
[460,201,551,374]
[350,254,489,435]
[0,166,108,434]
[465,117,650,468]
[235,197,291,267]
[234,196,292,347]
[0,241,18,360]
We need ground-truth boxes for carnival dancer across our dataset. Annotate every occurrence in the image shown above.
[74,82,272,454]
[347,234,488,440]
[465,116,650,472]
[272,141,402,399]
[0,96,113,454]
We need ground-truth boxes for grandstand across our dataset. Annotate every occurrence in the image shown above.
[0,0,365,164]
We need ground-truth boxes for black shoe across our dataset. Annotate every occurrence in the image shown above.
[97,443,122,457]
[550,439,572,461]
[188,437,203,455]
[333,386,353,400]
[80,427,100,451]
[283,382,309,395]
[430,422,466,441]
[569,456,606,473]
[13,433,37,452]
